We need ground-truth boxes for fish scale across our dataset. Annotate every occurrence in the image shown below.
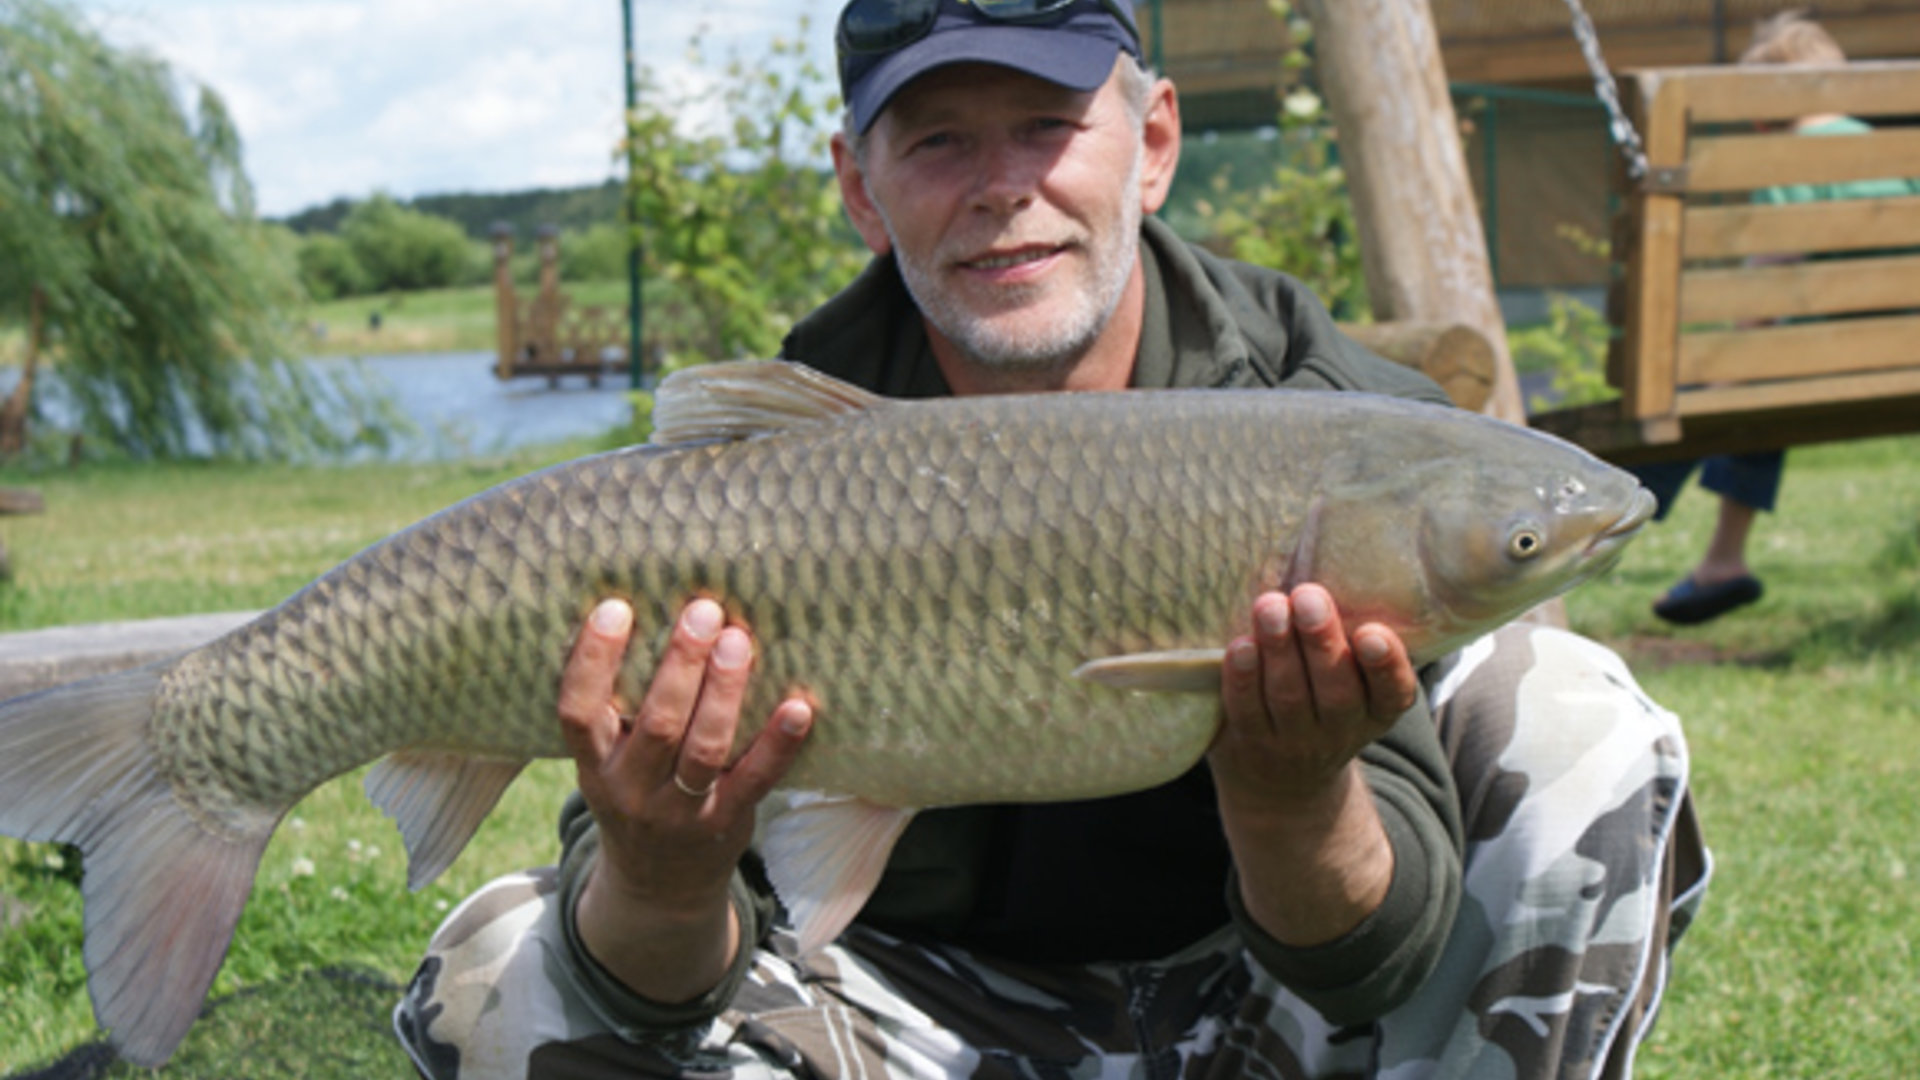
[0,359,1656,1066]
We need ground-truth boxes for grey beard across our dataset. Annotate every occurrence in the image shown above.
[883,158,1144,372]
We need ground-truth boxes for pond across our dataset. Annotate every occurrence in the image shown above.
[334,352,639,460]
[0,351,641,463]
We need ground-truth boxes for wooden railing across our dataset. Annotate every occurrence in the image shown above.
[490,225,632,387]
[1532,60,1920,464]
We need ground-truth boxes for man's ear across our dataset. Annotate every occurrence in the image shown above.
[831,131,893,257]
[1138,76,1181,215]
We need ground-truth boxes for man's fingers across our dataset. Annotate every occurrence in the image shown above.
[1283,585,1362,720]
[629,599,725,760]
[557,599,635,766]
[672,626,754,797]
[1353,624,1419,721]
[724,698,814,805]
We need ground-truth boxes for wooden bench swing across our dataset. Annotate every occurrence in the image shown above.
[1530,59,1920,464]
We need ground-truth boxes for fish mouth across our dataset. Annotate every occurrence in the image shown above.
[1582,486,1660,566]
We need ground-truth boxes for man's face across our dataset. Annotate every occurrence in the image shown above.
[836,61,1172,374]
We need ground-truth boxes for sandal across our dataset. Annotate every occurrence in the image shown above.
[1653,574,1764,625]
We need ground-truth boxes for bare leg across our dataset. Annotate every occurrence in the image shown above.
[1691,497,1758,587]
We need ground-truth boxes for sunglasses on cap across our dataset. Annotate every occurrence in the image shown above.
[836,0,1142,60]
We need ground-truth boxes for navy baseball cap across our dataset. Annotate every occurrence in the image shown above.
[837,0,1143,134]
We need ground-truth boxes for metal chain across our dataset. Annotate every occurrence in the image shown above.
[1561,0,1652,180]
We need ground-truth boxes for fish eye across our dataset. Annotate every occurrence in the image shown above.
[1508,527,1545,560]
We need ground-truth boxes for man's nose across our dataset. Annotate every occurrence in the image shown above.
[970,139,1040,214]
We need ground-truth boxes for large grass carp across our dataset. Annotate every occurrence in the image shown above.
[0,360,1654,1065]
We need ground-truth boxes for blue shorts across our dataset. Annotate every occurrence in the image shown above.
[1631,451,1784,520]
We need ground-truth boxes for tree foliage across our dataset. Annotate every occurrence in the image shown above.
[338,194,481,293]
[1181,6,1369,320]
[0,0,394,459]
[626,23,867,364]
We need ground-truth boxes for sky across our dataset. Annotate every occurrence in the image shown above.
[69,0,845,218]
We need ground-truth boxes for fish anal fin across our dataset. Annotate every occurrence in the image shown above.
[651,360,887,445]
[365,750,529,890]
[756,793,916,955]
[1072,649,1226,693]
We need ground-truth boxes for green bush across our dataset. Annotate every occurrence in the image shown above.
[558,222,629,283]
[295,233,371,301]
[340,195,477,293]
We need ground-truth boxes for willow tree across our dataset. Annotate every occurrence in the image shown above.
[0,0,389,459]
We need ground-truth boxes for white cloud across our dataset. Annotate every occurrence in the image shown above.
[70,0,841,217]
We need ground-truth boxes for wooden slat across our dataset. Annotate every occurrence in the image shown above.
[1679,254,1920,324]
[1676,313,1920,384]
[1661,61,1920,125]
[1688,129,1920,194]
[1674,366,1920,417]
[1617,72,1689,420]
[1684,195,1920,259]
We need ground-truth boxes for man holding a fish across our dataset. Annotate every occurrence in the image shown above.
[398,2,1706,1076]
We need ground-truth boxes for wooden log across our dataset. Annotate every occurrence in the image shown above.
[0,612,258,700]
[1340,320,1495,412]
[0,488,44,515]
[1301,0,1525,425]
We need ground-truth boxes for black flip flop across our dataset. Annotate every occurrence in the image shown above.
[1653,574,1764,625]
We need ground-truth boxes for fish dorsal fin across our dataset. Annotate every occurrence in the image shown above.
[756,791,916,955]
[1072,649,1226,693]
[652,360,887,446]
[365,750,529,890]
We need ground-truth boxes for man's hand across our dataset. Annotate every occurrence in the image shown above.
[559,597,812,1004]
[1207,584,1419,947]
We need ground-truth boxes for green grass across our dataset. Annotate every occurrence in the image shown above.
[299,279,633,357]
[2,434,1919,1074]
[1559,435,1920,1077]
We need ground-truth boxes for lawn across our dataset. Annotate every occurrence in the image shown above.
[298,279,634,358]
[0,432,1917,1075]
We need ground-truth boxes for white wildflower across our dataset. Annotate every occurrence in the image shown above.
[330,886,350,902]
[1283,88,1322,121]
[290,857,316,878]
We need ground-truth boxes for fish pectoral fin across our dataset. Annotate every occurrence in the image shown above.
[365,750,529,890]
[756,792,916,955]
[652,360,888,445]
[1072,649,1227,693]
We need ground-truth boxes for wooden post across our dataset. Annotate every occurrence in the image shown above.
[1301,0,1526,425]
[491,223,518,380]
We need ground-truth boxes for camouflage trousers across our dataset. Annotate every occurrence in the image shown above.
[395,625,1710,1079]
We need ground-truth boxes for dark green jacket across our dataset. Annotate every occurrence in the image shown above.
[556,216,1464,1033]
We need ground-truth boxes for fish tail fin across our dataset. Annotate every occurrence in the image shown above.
[0,662,271,1067]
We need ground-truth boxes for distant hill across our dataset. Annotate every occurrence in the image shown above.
[275,180,625,242]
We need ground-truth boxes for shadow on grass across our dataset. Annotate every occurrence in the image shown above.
[1614,586,1920,673]
[5,967,411,1080]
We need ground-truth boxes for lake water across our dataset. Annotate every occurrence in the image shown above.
[2,351,641,463]
[333,352,639,460]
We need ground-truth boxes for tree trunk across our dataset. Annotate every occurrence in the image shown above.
[0,286,43,457]
[1300,0,1526,424]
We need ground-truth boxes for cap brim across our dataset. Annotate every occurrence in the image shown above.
[849,26,1124,134]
